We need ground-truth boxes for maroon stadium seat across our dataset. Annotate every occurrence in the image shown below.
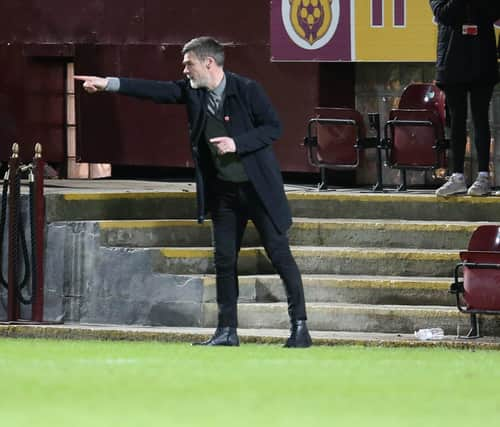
[398,83,447,124]
[303,107,383,190]
[383,83,448,191]
[450,225,500,338]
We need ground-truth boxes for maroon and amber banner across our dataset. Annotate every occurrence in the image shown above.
[271,0,500,62]
[271,0,352,61]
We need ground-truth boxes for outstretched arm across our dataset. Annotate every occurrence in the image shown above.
[75,75,186,104]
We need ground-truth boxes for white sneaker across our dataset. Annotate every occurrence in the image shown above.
[467,176,491,196]
[435,175,467,197]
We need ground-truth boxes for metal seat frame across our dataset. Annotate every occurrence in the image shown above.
[303,108,383,191]
[382,84,448,191]
[450,225,500,338]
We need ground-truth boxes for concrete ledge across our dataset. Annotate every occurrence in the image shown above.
[228,274,454,306]
[46,192,197,222]
[44,186,500,223]
[2,323,500,350]
[155,246,459,276]
[199,302,500,335]
[97,218,483,249]
[288,192,500,221]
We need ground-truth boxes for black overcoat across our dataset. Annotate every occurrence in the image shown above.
[430,0,499,85]
[117,71,293,233]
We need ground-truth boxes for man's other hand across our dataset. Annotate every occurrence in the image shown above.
[74,75,108,93]
[209,137,236,155]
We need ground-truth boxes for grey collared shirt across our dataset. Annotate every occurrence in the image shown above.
[207,74,226,119]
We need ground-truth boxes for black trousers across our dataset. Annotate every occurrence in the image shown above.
[209,179,307,328]
[443,84,494,174]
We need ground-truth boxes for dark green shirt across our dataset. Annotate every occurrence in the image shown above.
[204,112,248,183]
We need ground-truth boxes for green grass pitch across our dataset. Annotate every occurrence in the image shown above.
[0,338,499,426]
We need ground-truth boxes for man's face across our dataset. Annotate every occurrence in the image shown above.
[182,51,210,89]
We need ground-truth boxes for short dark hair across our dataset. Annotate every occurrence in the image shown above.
[182,36,225,66]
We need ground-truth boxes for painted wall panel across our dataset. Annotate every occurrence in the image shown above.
[143,0,269,44]
[0,45,65,162]
[0,0,351,171]
[354,0,436,61]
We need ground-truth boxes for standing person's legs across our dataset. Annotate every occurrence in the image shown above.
[467,84,494,196]
[211,182,248,327]
[241,183,311,347]
[469,84,494,173]
[193,181,247,346]
[436,85,468,196]
[445,85,469,174]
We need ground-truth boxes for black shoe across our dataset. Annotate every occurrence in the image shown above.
[284,320,312,348]
[192,327,240,346]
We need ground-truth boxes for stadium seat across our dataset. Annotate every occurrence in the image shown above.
[383,83,448,191]
[450,225,500,338]
[303,107,383,190]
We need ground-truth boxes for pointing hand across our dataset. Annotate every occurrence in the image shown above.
[74,75,109,93]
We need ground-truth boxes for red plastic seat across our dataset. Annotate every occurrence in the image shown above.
[398,83,446,125]
[466,225,500,252]
[383,83,448,190]
[450,225,500,337]
[303,107,382,190]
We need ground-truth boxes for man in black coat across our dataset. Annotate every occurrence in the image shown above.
[75,36,311,348]
[431,0,499,197]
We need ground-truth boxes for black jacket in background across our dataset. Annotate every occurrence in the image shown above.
[430,0,499,85]
[117,71,293,234]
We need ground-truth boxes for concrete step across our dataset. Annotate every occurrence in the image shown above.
[152,246,459,277]
[46,190,500,222]
[200,302,499,336]
[201,274,454,306]
[98,218,482,249]
[45,191,196,222]
[288,192,500,221]
[46,189,500,222]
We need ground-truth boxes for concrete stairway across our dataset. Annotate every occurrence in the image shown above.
[93,218,481,334]
[41,188,500,336]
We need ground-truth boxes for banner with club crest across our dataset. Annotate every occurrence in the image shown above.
[271,0,500,62]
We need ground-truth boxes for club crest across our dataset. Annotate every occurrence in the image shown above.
[282,0,340,50]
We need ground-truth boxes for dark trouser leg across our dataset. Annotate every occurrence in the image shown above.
[443,85,468,174]
[210,183,247,328]
[469,84,494,172]
[241,183,307,321]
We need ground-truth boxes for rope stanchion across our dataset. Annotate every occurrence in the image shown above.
[0,142,49,323]
[7,143,20,321]
[31,143,45,322]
